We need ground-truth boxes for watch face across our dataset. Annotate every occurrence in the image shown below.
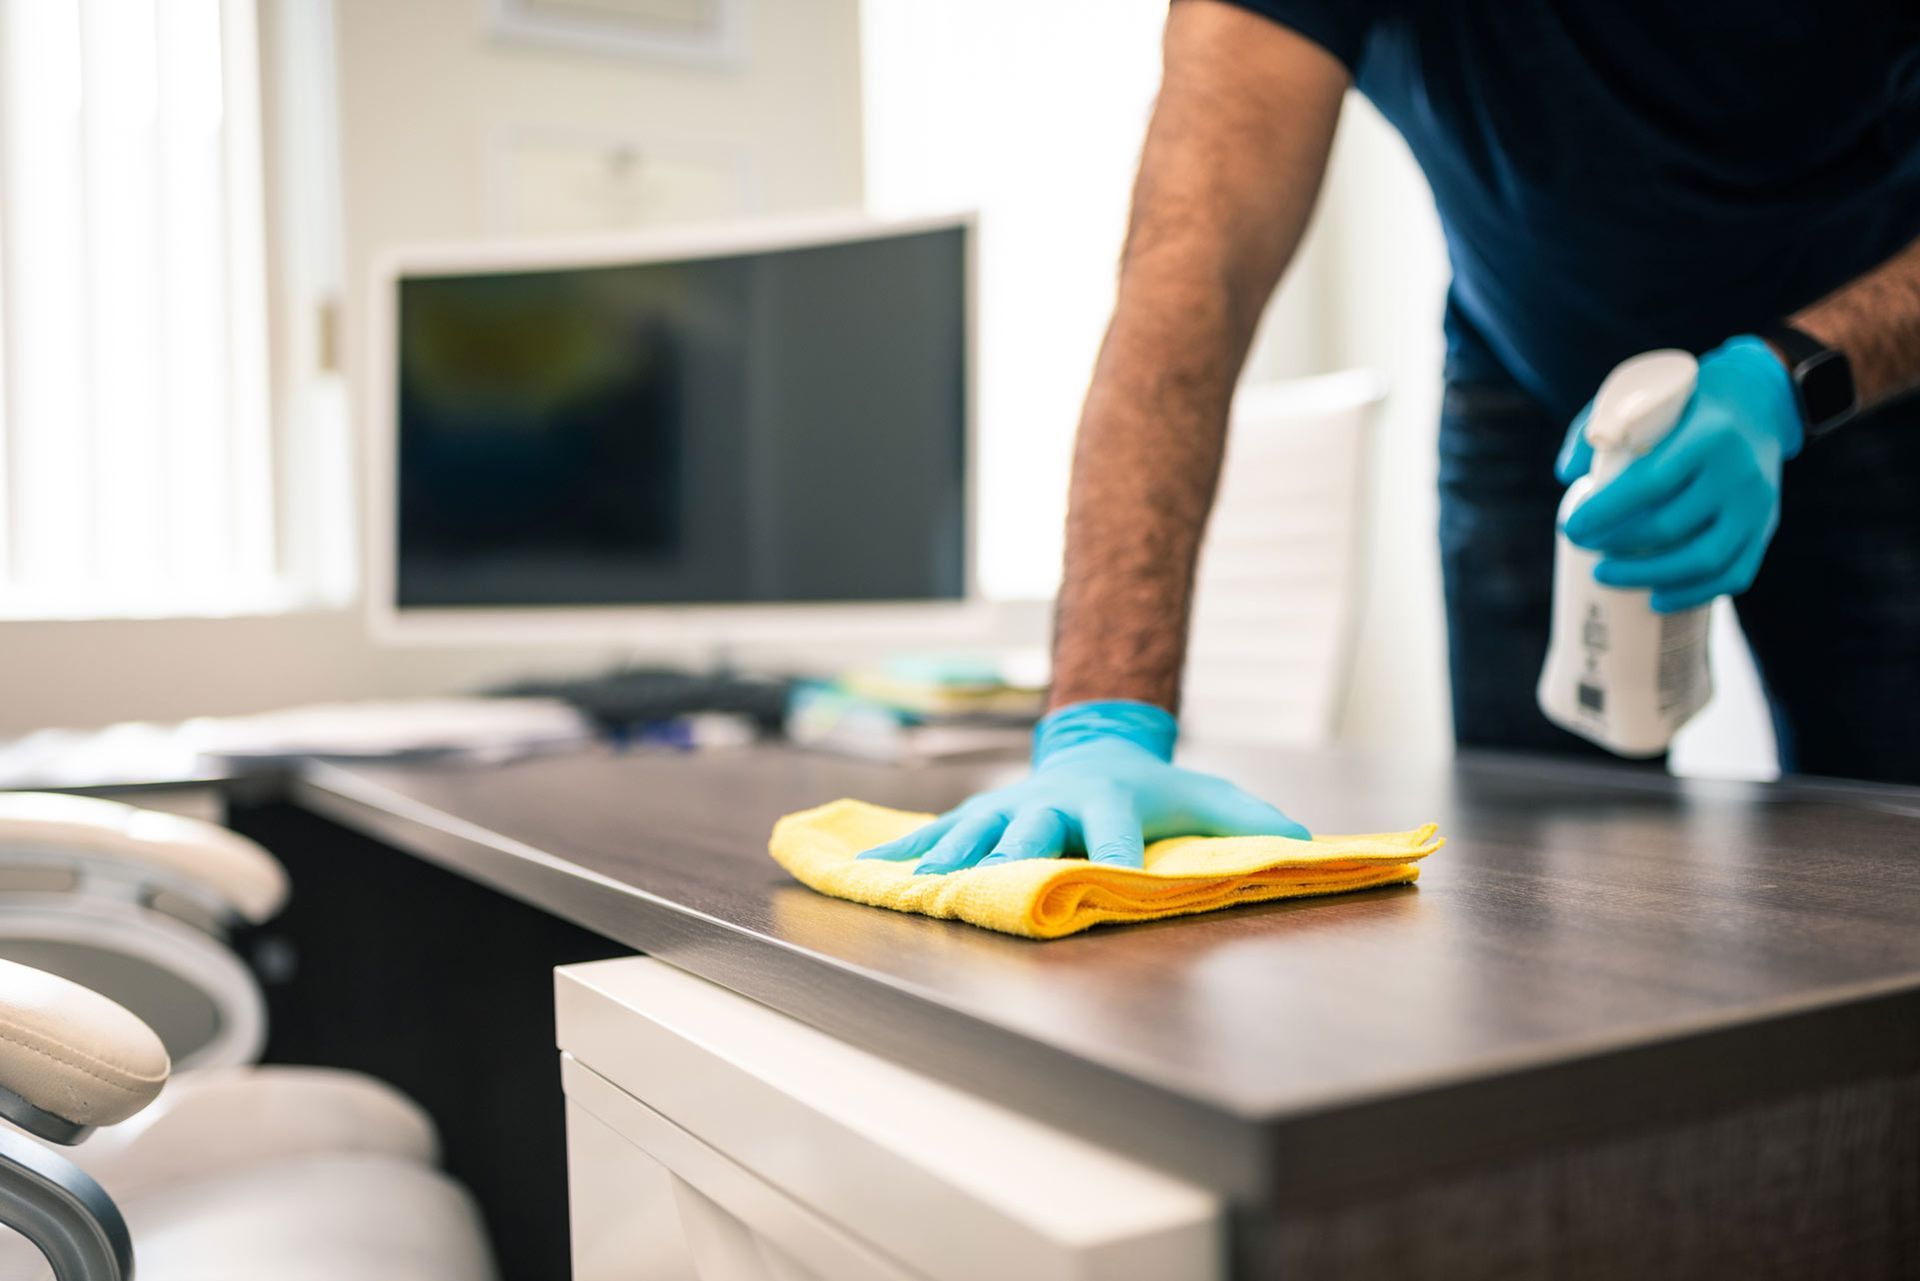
[1799,349,1856,430]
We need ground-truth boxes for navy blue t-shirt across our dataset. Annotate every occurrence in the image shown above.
[1214,1,1920,419]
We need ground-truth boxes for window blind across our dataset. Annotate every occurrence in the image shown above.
[0,0,275,618]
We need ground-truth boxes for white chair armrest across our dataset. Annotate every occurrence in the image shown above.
[0,793,288,924]
[0,958,169,1136]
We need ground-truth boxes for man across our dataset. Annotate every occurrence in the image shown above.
[862,0,1920,874]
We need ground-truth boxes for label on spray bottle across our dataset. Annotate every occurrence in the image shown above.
[1576,602,1608,715]
[1656,609,1710,717]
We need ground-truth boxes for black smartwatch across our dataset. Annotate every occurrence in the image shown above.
[1757,322,1857,441]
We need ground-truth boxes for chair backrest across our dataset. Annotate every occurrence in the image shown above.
[0,902,265,1074]
[0,795,287,925]
[0,794,283,1074]
[1180,371,1385,747]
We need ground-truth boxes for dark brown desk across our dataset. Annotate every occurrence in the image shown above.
[280,744,1920,1279]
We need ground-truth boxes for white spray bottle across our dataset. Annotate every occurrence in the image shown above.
[1537,349,1712,757]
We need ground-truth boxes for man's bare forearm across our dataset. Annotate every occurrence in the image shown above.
[1048,2,1348,712]
[1046,251,1262,711]
[1793,233,1920,411]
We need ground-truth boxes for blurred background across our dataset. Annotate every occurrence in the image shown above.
[0,0,1774,777]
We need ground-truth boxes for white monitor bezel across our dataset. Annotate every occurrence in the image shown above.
[365,209,986,647]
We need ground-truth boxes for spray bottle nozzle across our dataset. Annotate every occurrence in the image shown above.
[1584,349,1698,457]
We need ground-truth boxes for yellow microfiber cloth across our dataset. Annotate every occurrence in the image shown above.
[769,799,1444,940]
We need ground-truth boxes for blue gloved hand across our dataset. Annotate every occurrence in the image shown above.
[856,699,1308,874]
[1554,336,1803,614]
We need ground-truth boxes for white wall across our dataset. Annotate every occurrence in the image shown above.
[861,0,1164,600]
[1309,99,1452,757]
[332,0,865,286]
[0,0,870,736]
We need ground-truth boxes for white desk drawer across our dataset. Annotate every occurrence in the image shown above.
[565,1056,916,1281]
[566,1090,702,1281]
[556,958,1222,1281]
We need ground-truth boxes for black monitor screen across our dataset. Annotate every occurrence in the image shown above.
[394,225,968,608]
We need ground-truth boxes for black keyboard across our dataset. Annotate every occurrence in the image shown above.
[490,667,795,732]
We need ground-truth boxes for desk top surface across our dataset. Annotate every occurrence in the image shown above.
[292,744,1920,1197]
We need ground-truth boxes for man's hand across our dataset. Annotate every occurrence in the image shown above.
[856,701,1307,874]
[1555,336,1804,614]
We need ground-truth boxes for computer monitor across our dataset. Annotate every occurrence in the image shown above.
[366,212,979,644]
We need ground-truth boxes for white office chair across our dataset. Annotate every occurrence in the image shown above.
[0,793,498,1279]
[0,956,494,1280]
[1181,370,1387,747]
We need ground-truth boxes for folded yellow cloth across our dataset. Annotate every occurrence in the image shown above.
[769,799,1443,940]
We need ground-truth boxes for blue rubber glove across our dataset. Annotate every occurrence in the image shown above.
[1555,336,1803,614]
[855,700,1309,874]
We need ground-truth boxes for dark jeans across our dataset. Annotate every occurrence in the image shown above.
[1437,381,1920,784]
